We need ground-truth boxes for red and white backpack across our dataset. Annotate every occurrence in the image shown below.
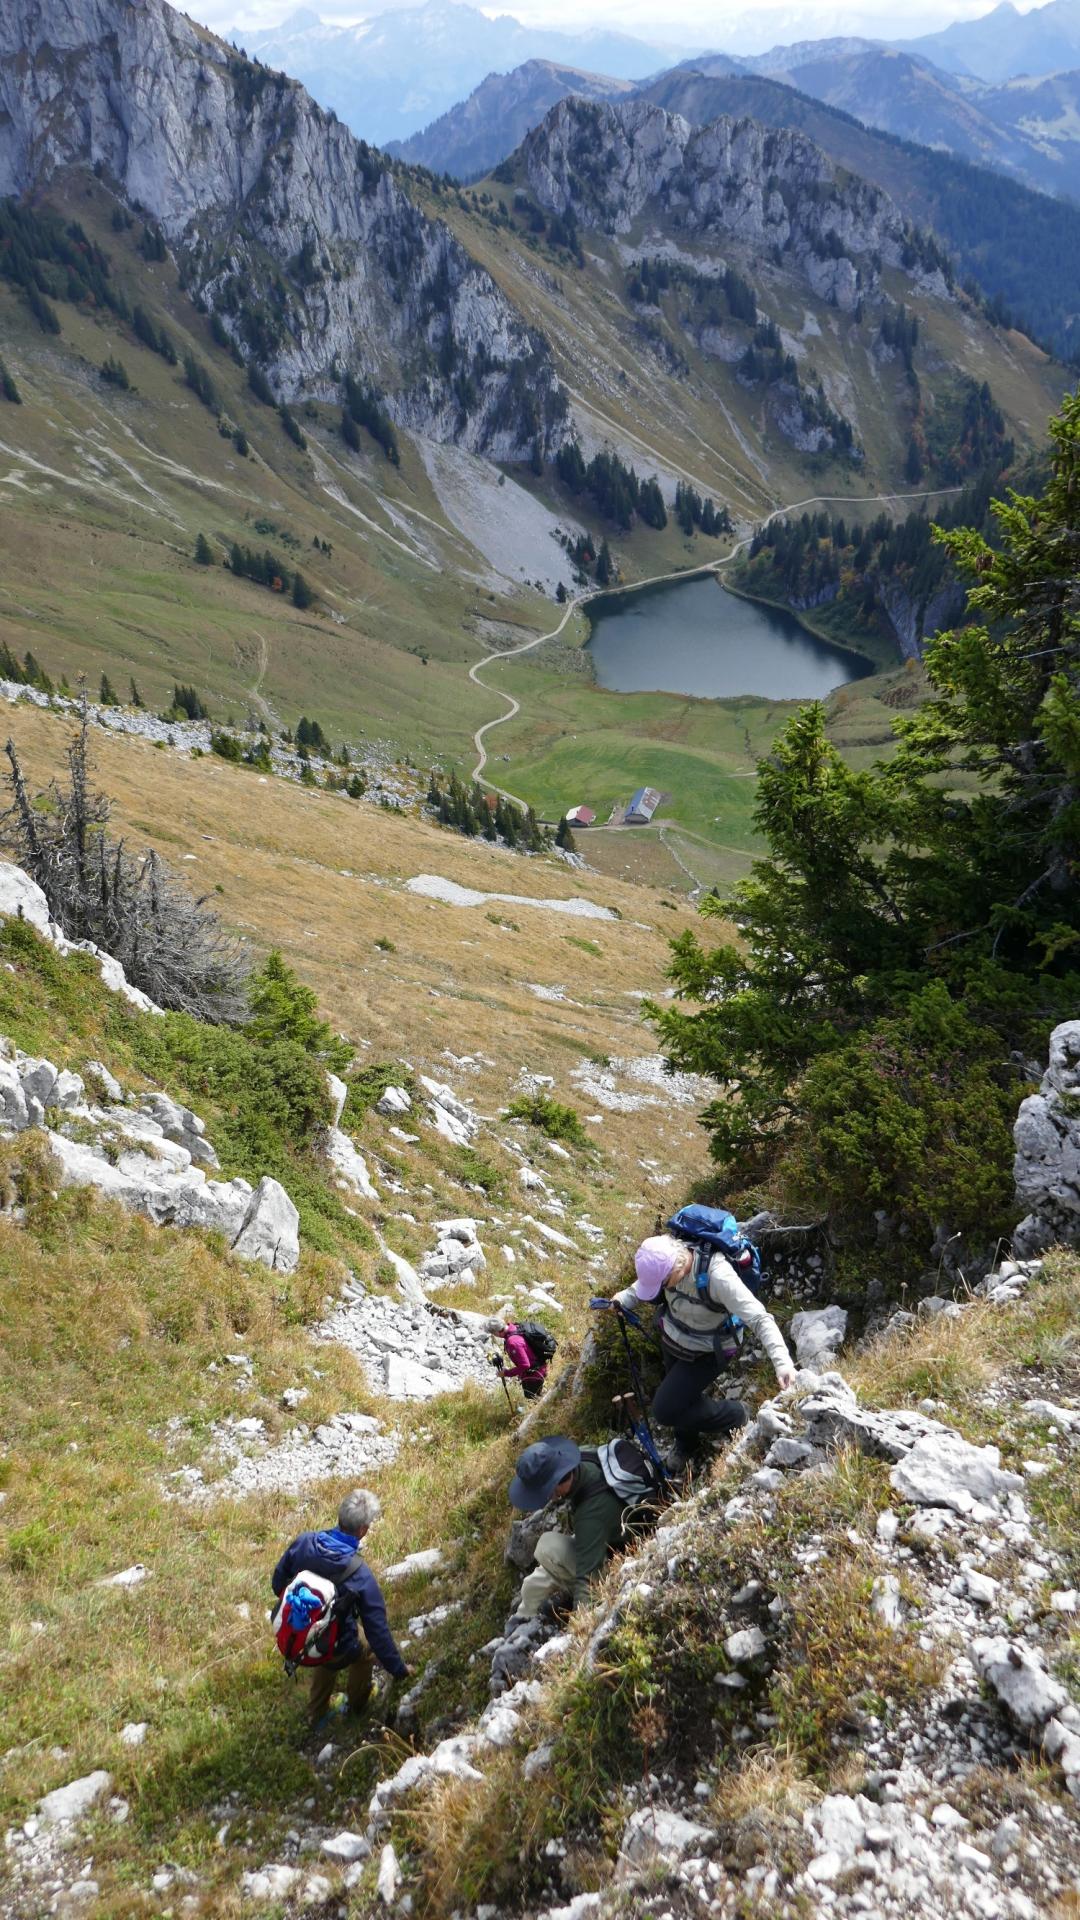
[272,1552,363,1673]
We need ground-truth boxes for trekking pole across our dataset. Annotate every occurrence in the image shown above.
[489,1350,515,1415]
[591,1299,670,1491]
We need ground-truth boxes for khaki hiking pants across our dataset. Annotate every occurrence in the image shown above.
[307,1644,375,1722]
[519,1529,576,1617]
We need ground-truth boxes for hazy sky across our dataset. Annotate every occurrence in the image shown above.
[203,0,1038,53]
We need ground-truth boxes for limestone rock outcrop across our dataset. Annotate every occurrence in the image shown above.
[522,98,950,314]
[1013,1020,1080,1255]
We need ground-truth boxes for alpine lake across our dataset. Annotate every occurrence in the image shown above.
[586,572,874,701]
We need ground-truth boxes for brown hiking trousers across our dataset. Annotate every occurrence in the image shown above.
[307,1644,375,1722]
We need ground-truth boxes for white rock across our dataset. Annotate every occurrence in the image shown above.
[870,1574,902,1629]
[972,1635,1070,1730]
[724,1626,767,1664]
[376,1085,412,1117]
[321,1832,371,1863]
[1051,1589,1078,1612]
[39,1771,112,1826]
[618,1806,712,1871]
[523,1742,555,1780]
[1022,1399,1078,1429]
[231,1176,300,1273]
[382,1548,444,1584]
[326,1126,378,1200]
[377,1842,401,1903]
[805,1850,843,1884]
[0,862,54,935]
[930,1804,968,1829]
[301,1874,333,1904]
[875,1510,900,1547]
[326,1072,348,1128]
[964,1570,999,1606]
[890,1434,1025,1519]
[119,1722,148,1747]
[97,1563,151,1589]
[240,1864,300,1901]
[789,1305,847,1370]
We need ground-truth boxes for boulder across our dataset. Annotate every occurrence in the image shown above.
[973,1636,1070,1731]
[231,1177,300,1273]
[0,1060,31,1132]
[320,1832,370,1863]
[618,1806,712,1873]
[39,1771,112,1826]
[376,1085,412,1117]
[889,1433,1026,1520]
[790,1304,847,1370]
[326,1072,348,1128]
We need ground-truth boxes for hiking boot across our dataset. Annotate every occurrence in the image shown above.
[664,1441,691,1477]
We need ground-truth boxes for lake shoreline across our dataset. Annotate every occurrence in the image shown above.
[584,570,876,703]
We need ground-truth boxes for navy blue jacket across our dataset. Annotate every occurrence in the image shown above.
[271,1528,407,1677]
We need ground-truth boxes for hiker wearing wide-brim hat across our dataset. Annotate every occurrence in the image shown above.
[509,1434,656,1617]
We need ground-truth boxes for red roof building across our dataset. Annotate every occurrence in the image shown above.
[564,805,596,827]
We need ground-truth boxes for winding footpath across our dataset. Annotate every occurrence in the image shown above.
[468,483,964,810]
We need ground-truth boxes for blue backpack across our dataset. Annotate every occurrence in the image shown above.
[665,1205,763,1293]
[665,1206,765,1365]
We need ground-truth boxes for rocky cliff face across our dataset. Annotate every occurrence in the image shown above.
[0,0,568,457]
[522,97,950,314]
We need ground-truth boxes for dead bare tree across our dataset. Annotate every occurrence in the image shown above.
[2,709,250,1023]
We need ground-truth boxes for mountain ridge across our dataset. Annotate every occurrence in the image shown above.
[0,0,569,458]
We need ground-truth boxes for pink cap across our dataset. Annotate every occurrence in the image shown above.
[634,1235,679,1300]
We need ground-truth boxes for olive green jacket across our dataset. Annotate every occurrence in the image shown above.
[568,1452,626,1605]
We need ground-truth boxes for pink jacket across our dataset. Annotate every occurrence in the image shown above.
[501,1328,545,1381]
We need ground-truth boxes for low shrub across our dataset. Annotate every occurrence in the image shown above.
[505,1092,589,1149]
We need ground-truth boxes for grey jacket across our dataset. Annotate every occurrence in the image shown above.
[615,1254,792,1373]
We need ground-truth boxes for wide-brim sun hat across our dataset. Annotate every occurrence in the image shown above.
[509,1436,582,1510]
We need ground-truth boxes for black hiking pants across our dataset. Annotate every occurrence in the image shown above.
[651,1348,748,1449]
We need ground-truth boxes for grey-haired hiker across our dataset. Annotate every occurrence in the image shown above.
[271,1489,411,1726]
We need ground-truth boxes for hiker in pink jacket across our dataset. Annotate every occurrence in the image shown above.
[487,1319,549,1399]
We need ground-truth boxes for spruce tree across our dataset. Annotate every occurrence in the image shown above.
[194,532,214,566]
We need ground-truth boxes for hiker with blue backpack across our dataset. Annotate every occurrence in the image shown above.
[271,1489,412,1728]
[596,1207,796,1475]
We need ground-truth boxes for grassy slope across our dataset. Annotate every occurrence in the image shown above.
[0,178,557,762]
[0,708,732,1912]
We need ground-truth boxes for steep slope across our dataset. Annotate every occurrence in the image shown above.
[0,0,568,459]
[639,70,1080,358]
[387,59,636,180]
[229,0,682,148]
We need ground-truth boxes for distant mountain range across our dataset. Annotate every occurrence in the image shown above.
[256,0,1080,205]
[227,1,689,147]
